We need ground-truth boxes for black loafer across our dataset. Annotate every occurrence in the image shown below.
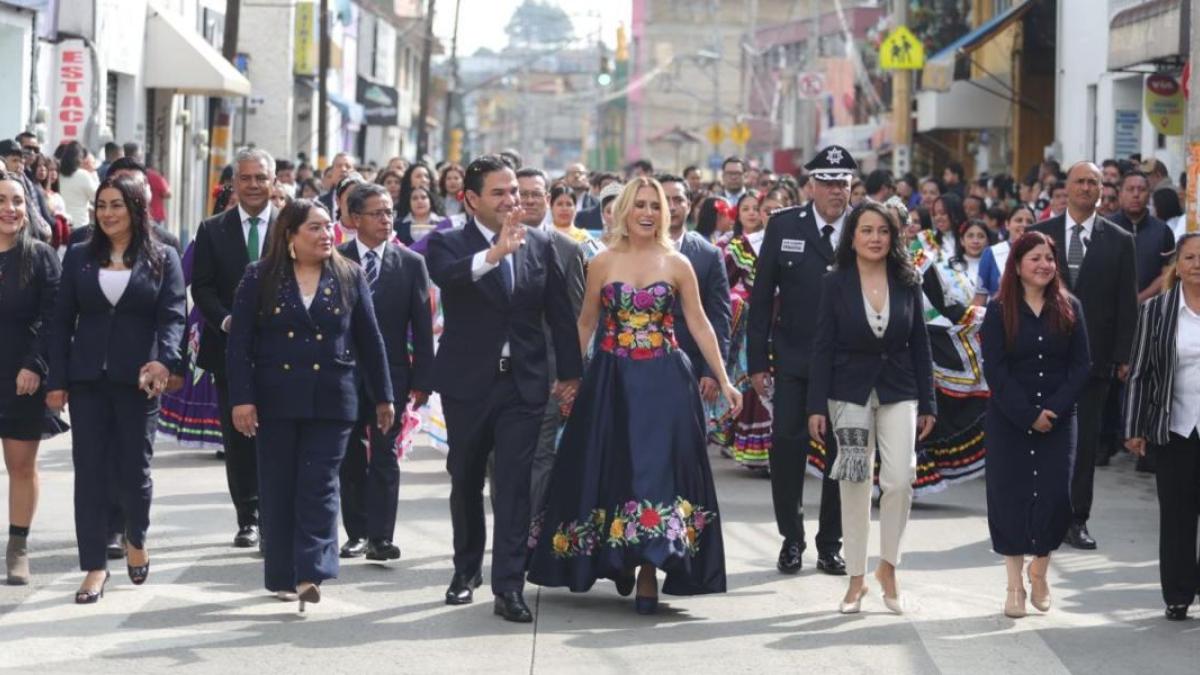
[445,571,483,605]
[816,552,847,576]
[777,540,803,574]
[339,537,367,558]
[1066,524,1097,550]
[493,591,533,623]
[365,539,401,561]
[105,533,125,560]
[1166,605,1189,621]
[233,525,260,549]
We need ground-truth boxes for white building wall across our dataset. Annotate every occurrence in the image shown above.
[0,5,34,136]
[238,0,296,159]
[1054,0,1110,164]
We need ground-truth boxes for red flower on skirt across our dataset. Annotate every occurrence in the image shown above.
[638,508,661,528]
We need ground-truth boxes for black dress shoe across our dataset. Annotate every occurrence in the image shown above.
[1066,524,1097,550]
[1165,604,1190,621]
[777,540,803,574]
[233,525,260,548]
[339,537,367,558]
[365,539,401,561]
[493,591,533,623]
[816,552,847,575]
[105,533,125,560]
[445,571,483,605]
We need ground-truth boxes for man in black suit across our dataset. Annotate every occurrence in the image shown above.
[425,155,582,623]
[658,174,732,401]
[563,163,598,213]
[747,145,854,576]
[1031,161,1137,550]
[318,152,355,221]
[192,147,278,548]
[515,168,586,513]
[337,183,435,561]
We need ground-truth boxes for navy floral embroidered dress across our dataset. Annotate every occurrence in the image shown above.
[527,281,726,596]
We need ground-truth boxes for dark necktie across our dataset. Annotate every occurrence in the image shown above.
[246,216,261,262]
[491,234,513,294]
[363,250,379,291]
[821,224,834,250]
[1067,223,1084,286]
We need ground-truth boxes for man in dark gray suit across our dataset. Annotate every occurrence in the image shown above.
[515,168,586,512]
[658,174,732,402]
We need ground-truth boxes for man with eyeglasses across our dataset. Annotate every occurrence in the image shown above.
[563,163,597,212]
[1098,181,1120,220]
[336,183,434,561]
[717,156,747,204]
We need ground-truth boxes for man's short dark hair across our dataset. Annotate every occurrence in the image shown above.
[107,156,146,176]
[590,171,619,188]
[103,142,122,159]
[515,167,547,184]
[498,149,523,170]
[1050,181,1068,196]
[721,156,743,172]
[944,160,964,180]
[347,182,390,214]
[1101,159,1119,170]
[15,131,36,143]
[682,165,700,178]
[1119,170,1150,190]
[656,173,688,197]
[629,158,653,174]
[276,159,295,172]
[864,169,894,195]
[464,154,512,195]
[122,142,141,159]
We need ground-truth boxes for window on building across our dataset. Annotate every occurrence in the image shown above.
[106,72,118,137]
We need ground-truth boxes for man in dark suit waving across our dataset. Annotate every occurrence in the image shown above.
[747,145,853,576]
[1031,160,1137,550]
[425,155,582,622]
[191,148,277,549]
[337,183,435,561]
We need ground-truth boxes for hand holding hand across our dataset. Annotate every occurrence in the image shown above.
[553,379,581,406]
[722,382,743,418]
[808,414,827,443]
[232,404,258,437]
[917,414,936,441]
[15,368,40,396]
[1032,409,1057,433]
[1124,437,1147,457]
[46,389,68,412]
[376,402,396,434]
[698,376,719,403]
[138,361,170,398]
[750,372,772,400]
[1117,363,1131,382]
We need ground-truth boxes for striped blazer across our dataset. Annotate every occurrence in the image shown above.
[1122,284,1182,445]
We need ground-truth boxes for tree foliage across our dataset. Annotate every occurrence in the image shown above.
[505,0,575,50]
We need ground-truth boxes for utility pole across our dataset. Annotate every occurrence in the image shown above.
[442,0,462,160]
[1188,0,1200,232]
[803,0,819,160]
[221,0,240,62]
[415,0,437,159]
[318,0,330,167]
[891,0,912,177]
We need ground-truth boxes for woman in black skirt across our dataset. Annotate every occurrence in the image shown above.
[0,171,66,585]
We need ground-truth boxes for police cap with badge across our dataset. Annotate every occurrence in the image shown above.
[804,144,858,183]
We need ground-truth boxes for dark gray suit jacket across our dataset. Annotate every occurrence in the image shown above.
[545,230,586,381]
[674,230,732,380]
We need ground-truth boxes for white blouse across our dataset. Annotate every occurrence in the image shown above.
[1170,293,1200,438]
[863,290,890,338]
[98,268,131,307]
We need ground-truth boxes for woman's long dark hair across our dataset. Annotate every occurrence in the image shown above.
[932,193,967,249]
[1153,187,1184,221]
[997,231,1075,348]
[58,141,85,177]
[1,171,38,287]
[695,196,724,240]
[731,190,760,237]
[88,175,162,275]
[396,161,442,221]
[951,218,997,267]
[438,163,464,199]
[256,198,356,321]
[835,202,921,287]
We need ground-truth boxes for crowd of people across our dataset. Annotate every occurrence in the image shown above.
[0,133,1197,624]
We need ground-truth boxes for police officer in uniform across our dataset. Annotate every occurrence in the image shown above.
[747,145,856,575]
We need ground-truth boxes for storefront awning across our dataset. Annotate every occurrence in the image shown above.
[1108,0,1187,70]
[143,7,251,97]
[328,92,365,126]
[922,0,1034,92]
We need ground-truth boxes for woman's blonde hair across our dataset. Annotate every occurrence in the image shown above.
[1162,233,1200,291]
[604,177,672,249]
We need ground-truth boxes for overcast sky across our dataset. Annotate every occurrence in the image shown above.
[432,0,631,56]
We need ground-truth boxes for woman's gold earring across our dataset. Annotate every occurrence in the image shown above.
[288,242,297,260]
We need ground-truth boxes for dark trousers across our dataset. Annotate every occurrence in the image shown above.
[530,393,564,515]
[1071,377,1110,525]
[770,373,842,554]
[339,407,403,541]
[69,380,157,571]
[215,372,259,528]
[257,418,353,592]
[1154,430,1200,607]
[442,373,542,594]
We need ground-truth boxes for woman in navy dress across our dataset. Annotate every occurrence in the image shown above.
[47,176,186,603]
[527,177,742,615]
[981,231,1090,619]
[0,171,67,585]
[226,198,393,611]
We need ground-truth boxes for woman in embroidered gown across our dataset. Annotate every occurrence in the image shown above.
[528,177,742,614]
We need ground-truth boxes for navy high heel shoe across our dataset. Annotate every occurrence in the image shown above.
[634,594,658,615]
[75,571,110,604]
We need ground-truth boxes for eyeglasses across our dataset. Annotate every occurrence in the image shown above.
[361,209,394,220]
[519,191,546,200]
[20,146,39,155]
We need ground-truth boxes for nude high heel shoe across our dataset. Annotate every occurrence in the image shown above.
[1004,587,1027,618]
[1027,562,1051,612]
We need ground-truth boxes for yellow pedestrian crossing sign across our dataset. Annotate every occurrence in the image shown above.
[880,26,925,70]
[706,123,725,146]
[730,122,751,146]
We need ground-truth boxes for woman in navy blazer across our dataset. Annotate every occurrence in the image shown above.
[808,202,936,615]
[46,176,185,603]
[226,198,393,611]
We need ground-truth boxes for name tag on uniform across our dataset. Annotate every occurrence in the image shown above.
[781,238,806,253]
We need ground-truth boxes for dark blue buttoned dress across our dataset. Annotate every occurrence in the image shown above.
[981,297,1090,556]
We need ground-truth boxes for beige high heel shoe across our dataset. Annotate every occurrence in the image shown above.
[1004,587,1028,618]
[1027,562,1051,612]
[839,585,869,614]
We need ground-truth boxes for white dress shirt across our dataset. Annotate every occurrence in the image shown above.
[355,237,387,263]
[814,208,847,250]
[1170,291,1200,438]
[746,229,765,256]
[238,204,271,258]
[469,218,514,357]
[1064,210,1096,262]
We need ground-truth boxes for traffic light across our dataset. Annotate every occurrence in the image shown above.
[598,54,612,87]
[448,128,463,164]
